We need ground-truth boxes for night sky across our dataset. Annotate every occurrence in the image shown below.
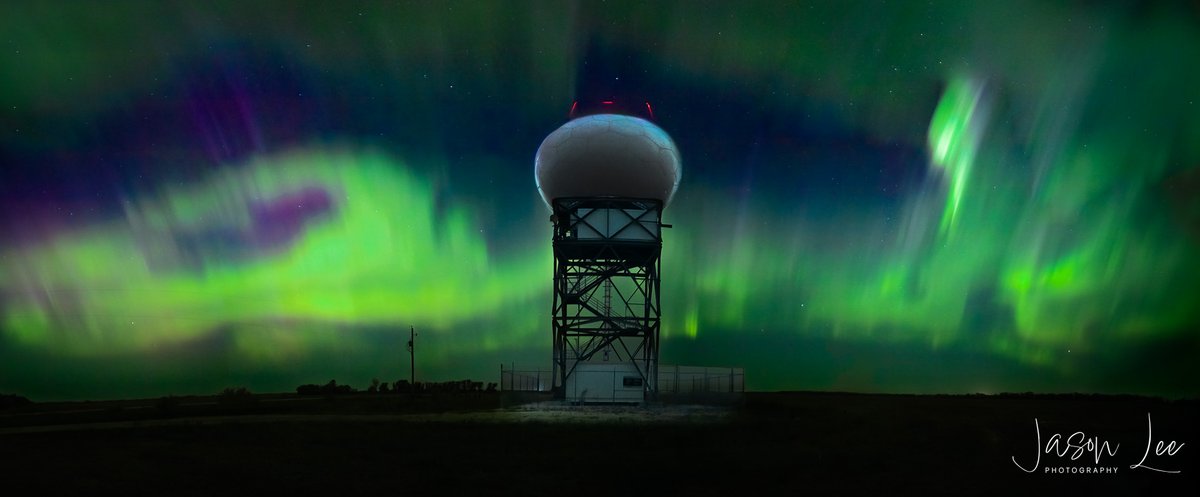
[2,1,1198,400]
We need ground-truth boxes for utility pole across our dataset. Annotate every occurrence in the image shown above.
[407,325,416,386]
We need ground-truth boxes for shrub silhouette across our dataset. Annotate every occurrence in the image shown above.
[296,380,354,395]
[0,393,32,409]
[218,386,256,407]
[320,380,354,395]
[221,386,251,397]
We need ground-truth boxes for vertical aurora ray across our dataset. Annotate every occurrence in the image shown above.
[927,75,988,237]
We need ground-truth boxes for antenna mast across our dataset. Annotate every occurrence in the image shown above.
[407,325,416,386]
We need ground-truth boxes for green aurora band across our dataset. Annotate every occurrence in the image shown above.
[3,149,549,357]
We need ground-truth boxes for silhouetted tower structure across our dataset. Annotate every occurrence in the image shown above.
[535,107,680,401]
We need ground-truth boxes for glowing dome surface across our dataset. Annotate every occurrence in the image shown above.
[535,114,680,209]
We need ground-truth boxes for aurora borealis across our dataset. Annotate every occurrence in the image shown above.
[2,1,1198,400]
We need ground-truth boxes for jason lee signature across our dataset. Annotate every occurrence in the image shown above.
[1012,413,1186,474]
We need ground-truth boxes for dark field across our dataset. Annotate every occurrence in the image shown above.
[1,392,1194,495]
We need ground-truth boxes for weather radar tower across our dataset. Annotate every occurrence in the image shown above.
[535,100,681,402]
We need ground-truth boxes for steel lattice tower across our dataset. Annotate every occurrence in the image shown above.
[550,197,663,399]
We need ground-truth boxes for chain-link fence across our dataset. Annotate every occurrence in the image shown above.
[500,366,551,392]
[657,365,745,394]
[500,364,744,395]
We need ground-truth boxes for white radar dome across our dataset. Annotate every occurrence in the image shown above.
[535,114,681,209]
